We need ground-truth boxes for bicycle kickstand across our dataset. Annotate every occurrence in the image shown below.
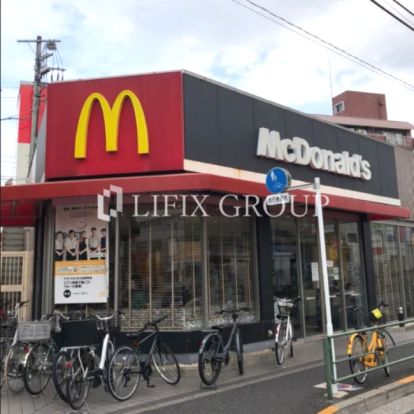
[146,376,155,388]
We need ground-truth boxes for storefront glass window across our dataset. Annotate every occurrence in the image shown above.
[270,215,301,336]
[324,220,343,331]
[371,223,402,321]
[299,217,322,336]
[118,207,258,330]
[399,226,414,317]
[339,221,365,328]
[206,216,258,325]
[119,212,203,330]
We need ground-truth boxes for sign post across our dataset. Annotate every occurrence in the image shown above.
[314,177,338,396]
[265,170,338,396]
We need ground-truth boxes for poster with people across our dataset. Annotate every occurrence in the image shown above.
[54,205,108,304]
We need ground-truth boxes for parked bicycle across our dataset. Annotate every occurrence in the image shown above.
[0,300,14,389]
[347,302,396,384]
[272,296,301,366]
[107,314,180,401]
[198,307,249,386]
[5,305,69,395]
[63,312,119,410]
[4,300,30,393]
[21,310,69,395]
[0,336,11,389]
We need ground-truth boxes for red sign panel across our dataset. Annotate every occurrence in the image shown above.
[18,83,47,144]
[46,72,184,179]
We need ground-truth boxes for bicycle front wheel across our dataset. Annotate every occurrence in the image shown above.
[198,333,223,386]
[379,329,394,377]
[108,346,140,401]
[0,339,11,389]
[152,341,180,385]
[23,343,52,395]
[52,350,71,402]
[66,354,90,410]
[5,343,26,393]
[349,335,368,384]
[235,329,244,375]
[275,322,287,365]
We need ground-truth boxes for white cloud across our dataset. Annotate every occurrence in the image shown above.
[1,0,413,182]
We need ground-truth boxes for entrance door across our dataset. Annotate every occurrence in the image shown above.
[270,215,301,337]
[272,216,364,337]
[299,218,322,336]
[324,220,343,331]
[339,221,366,329]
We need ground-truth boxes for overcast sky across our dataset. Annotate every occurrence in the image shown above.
[1,0,414,183]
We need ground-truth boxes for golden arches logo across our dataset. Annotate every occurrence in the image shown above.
[74,90,149,159]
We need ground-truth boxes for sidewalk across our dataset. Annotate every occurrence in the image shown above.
[1,327,412,414]
[366,394,414,414]
[319,374,414,414]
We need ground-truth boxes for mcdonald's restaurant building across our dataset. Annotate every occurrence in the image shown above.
[2,71,413,352]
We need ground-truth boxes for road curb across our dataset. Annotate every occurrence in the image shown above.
[318,375,414,414]
[179,347,276,374]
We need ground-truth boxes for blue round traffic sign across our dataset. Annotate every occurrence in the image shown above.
[265,168,291,193]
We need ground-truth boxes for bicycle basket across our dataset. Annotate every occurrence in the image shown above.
[371,308,383,321]
[276,299,293,315]
[61,319,98,347]
[17,321,51,342]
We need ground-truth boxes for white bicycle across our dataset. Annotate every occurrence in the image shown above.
[58,312,120,410]
[273,296,301,365]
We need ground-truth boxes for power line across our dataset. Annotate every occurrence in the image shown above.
[0,116,19,121]
[383,0,414,24]
[369,0,414,31]
[231,0,414,91]
[391,0,414,16]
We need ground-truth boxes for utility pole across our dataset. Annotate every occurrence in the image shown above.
[17,36,63,176]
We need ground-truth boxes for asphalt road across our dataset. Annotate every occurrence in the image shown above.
[145,343,414,414]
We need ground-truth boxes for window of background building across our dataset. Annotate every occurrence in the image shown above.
[0,227,35,321]
[334,101,345,114]
[384,131,403,146]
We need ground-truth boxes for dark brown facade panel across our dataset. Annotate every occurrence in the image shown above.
[395,146,414,219]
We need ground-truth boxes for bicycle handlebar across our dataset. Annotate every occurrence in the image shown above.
[349,302,389,314]
[273,296,301,303]
[91,313,115,322]
[146,314,168,327]
[43,310,71,321]
[16,300,29,308]
[135,315,168,333]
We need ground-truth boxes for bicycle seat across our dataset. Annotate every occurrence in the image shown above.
[211,325,224,332]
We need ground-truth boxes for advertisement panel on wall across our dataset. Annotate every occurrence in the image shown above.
[54,205,108,304]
